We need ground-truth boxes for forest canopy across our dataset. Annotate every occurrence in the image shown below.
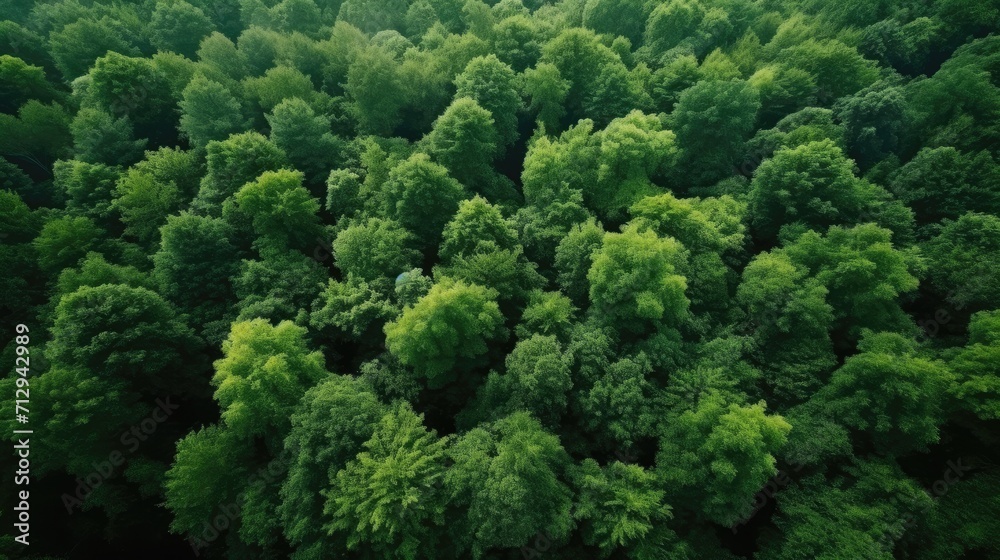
[1,0,999,559]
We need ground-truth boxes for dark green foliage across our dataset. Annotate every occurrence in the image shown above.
[8,2,1000,559]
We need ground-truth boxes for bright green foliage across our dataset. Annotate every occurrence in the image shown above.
[737,251,836,404]
[454,54,521,149]
[32,215,102,274]
[436,244,545,307]
[333,217,421,286]
[516,290,576,340]
[10,2,1000,558]
[748,64,818,128]
[266,97,343,186]
[587,111,677,222]
[243,65,321,118]
[55,251,154,296]
[748,140,881,241]
[311,276,398,341]
[193,131,288,212]
[113,172,180,246]
[781,39,880,101]
[233,169,323,249]
[281,375,386,557]
[178,74,247,149]
[425,97,499,188]
[782,224,921,342]
[384,278,506,387]
[165,425,253,535]
[213,319,327,442]
[588,225,689,331]
[523,61,569,132]
[472,334,572,426]
[150,1,216,58]
[440,195,518,262]
[381,153,466,250]
[446,412,573,557]
[325,402,448,559]
[673,79,760,187]
[572,459,674,557]
[949,311,1000,421]
[812,332,954,455]
[657,394,791,526]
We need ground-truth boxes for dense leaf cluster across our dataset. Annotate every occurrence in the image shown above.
[1,0,999,558]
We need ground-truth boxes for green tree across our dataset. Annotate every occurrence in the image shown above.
[384,277,506,387]
[572,460,676,558]
[890,148,1000,228]
[924,213,1000,313]
[424,97,499,189]
[70,107,146,167]
[153,212,241,342]
[454,54,521,149]
[325,402,448,559]
[192,131,288,213]
[48,17,139,80]
[88,52,176,145]
[0,55,58,114]
[32,215,102,275]
[150,0,216,58]
[446,412,573,557]
[439,195,518,263]
[178,74,248,150]
[672,79,760,188]
[48,284,203,391]
[280,375,386,558]
[469,334,572,427]
[266,97,343,186]
[381,153,466,251]
[812,332,953,455]
[582,0,648,45]
[748,140,881,241]
[588,224,689,332]
[213,319,328,443]
[657,394,791,526]
[346,46,406,135]
[949,311,1000,421]
[232,169,323,250]
[333,217,421,287]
